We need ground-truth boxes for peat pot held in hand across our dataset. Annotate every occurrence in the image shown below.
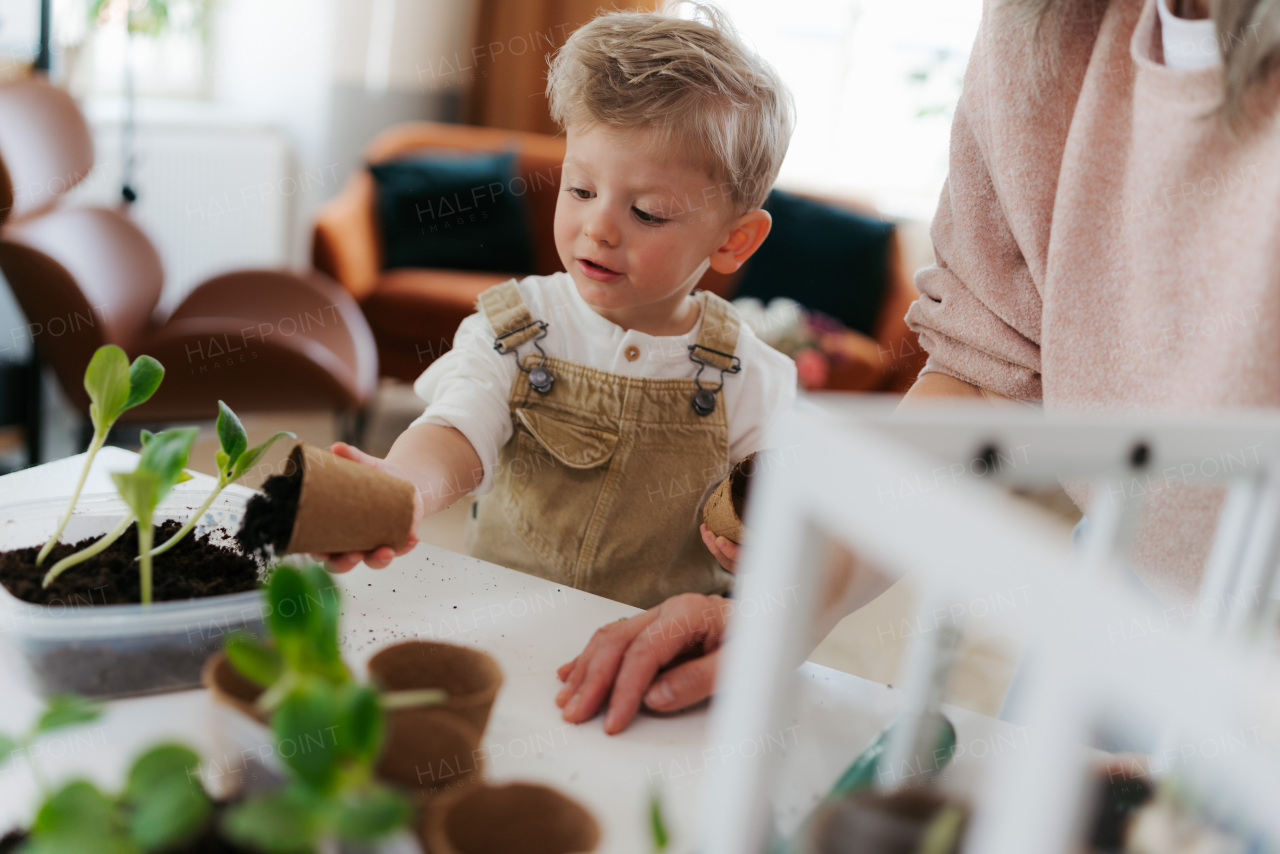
[0,489,267,699]
[238,442,415,557]
[702,452,759,545]
[420,782,600,854]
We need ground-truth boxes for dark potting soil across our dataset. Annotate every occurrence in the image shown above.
[237,466,301,560]
[0,519,261,606]
[730,453,754,520]
[0,831,23,854]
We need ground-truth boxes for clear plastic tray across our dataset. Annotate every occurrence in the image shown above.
[0,486,269,699]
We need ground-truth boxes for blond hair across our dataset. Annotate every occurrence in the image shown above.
[1009,0,1280,133]
[546,3,794,213]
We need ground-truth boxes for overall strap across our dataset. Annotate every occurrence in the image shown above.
[478,281,544,353]
[691,290,742,371]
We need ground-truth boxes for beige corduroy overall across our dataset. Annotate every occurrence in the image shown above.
[466,281,743,609]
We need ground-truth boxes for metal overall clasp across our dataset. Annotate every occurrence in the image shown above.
[687,344,741,416]
[494,320,555,394]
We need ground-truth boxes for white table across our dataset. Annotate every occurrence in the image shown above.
[0,448,1014,852]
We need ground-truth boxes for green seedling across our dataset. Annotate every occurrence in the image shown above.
[222,679,412,853]
[50,427,199,606]
[36,345,163,567]
[112,427,199,605]
[219,565,440,852]
[40,430,193,590]
[225,564,444,714]
[14,744,212,854]
[148,401,293,558]
[0,695,103,796]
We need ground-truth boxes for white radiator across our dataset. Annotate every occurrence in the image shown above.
[65,122,295,314]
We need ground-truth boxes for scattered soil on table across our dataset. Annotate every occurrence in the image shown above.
[237,466,301,561]
[0,831,23,853]
[0,520,261,606]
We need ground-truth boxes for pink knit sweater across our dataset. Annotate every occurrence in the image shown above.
[905,0,1280,602]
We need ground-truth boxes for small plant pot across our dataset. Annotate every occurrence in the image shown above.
[0,490,267,699]
[238,442,415,557]
[702,452,759,544]
[366,641,504,736]
[420,782,600,854]
[204,646,491,801]
[797,789,967,854]
[378,707,486,798]
[201,651,285,797]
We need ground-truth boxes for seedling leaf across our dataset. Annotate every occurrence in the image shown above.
[137,427,198,497]
[216,401,248,467]
[124,744,202,801]
[225,634,285,688]
[336,685,384,766]
[113,471,161,528]
[300,564,343,671]
[272,684,341,789]
[123,355,164,412]
[84,345,130,433]
[125,745,210,850]
[650,789,670,851]
[35,695,103,735]
[332,786,410,842]
[231,431,295,482]
[267,566,316,644]
[221,788,318,854]
[32,780,122,837]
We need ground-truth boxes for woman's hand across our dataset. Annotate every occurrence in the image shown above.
[320,442,424,573]
[700,523,741,572]
[556,593,732,735]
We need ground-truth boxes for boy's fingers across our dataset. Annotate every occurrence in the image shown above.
[643,653,720,713]
[557,658,578,682]
[716,538,740,560]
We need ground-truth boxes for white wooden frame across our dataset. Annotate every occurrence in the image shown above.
[701,400,1280,854]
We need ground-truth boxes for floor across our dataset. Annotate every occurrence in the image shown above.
[175,379,1079,719]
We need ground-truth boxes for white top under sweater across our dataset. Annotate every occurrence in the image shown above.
[412,272,799,495]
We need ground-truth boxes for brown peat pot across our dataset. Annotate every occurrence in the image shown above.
[202,651,269,724]
[367,640,504,735]
[238,442,416,557]
[702,452,758,544]
[420,782,600,854]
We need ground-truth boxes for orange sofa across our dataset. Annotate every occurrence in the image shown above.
[312,122,924,391]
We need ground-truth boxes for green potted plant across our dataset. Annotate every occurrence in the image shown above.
[0,346,292,700]
[204,565,493,799]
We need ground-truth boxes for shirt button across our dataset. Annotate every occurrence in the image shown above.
[625,345,640,362]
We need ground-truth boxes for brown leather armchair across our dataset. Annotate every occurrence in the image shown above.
[315,121,924,392]
[0,77,378,425]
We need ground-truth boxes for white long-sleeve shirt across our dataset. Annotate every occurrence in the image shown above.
[412,272,798,495]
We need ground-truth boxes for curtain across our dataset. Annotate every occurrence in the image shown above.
[466,0,661,135]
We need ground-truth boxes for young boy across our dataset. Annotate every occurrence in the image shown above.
[329,4,797,609]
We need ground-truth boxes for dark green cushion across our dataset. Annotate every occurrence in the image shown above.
[370,151,535,274]
[736,189,894,336]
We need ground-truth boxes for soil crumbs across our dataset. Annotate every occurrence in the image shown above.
[0,519,261,606]
[237,466,301,561]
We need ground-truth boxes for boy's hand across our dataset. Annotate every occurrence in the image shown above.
[700,523,741,572]
[556,593,732,735]
[320,442,424,573]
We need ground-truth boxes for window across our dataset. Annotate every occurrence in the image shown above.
[723,0,983,220]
